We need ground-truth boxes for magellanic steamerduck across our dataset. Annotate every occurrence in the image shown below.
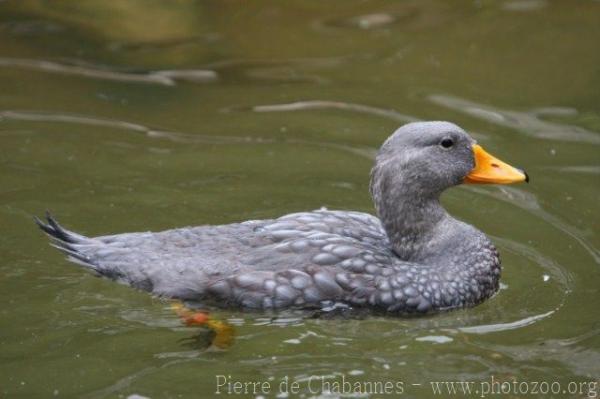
[36,122,528,315]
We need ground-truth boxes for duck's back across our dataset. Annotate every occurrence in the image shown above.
[41,210,397,305]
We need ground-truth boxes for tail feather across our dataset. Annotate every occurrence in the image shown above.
[35,211,97,269]
[36,212,145,288]
[34,211,87,243]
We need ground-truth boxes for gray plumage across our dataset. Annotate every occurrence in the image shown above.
[36,121,502,315]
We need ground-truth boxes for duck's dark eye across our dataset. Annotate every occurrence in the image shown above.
[440,138,454,149]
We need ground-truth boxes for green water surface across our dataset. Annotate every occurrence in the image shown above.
[0,1,599,398]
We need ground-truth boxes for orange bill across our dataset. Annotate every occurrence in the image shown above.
[464,144,528,184]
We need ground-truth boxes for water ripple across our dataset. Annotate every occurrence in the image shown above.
[0,109,260,144]
[0,109,377,160]
[83,357,214,399]
[0,57,217,86]
[465,185,600,264]
[252,100,419,124]
[430,94,600,144]
[456,310,555,334]
[493,236,574,291]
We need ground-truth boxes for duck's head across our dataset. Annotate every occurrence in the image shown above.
[371,121,528,199]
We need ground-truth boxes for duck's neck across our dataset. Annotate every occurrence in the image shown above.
[371,168,448,260]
